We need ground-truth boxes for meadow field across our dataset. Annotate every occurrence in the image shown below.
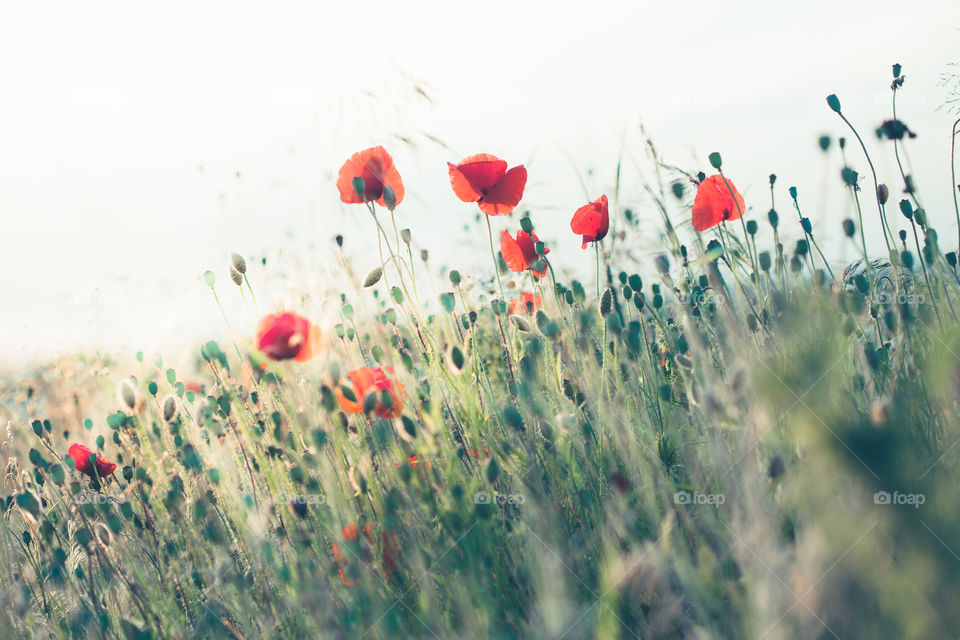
[3,63,960,639]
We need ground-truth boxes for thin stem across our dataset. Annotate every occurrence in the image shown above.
[485,215,506,301]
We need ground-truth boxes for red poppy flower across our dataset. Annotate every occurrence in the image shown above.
[692,175,746,232]
[255,312,321,362]
[333,523,400,584]
[570,195,609,248]
[508,292,543,316]
[501,229,549,278]
[393,455,431,469]
[67,443,116,480]
[448,154,527,216]
[336,366,405,418]
[336,146,405,208]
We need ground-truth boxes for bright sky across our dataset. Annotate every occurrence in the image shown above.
[1,1,958,371]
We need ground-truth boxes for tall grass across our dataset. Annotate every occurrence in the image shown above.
[2,63,960,639]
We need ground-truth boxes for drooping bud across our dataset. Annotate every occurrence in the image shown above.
[818,135,831,151]
[768,209,779,229]
[826,94,842,113]
[789,186,798,200]
[708,152,722,169]
[520,217,534,233]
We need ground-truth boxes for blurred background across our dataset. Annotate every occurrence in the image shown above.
[1,0,957,370]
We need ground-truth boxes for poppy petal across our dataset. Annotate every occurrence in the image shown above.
[450,154,508,200]
[571,195,609,248]
[500,231,529,273]
[478,166,527,216]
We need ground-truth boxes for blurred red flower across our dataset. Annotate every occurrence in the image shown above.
[508,292,543,316]
[336,366,405,418]
[67,443,116,480]
[255,312,321,362]
[692,175,746,232]
[336,146,405,208]
[448,154,527,216]
[570,195,609,248]
[501,230,549,278]
[333,523,399,585]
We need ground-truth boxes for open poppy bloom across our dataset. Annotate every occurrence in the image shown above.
[67,443,116,481]
[336,366,405,418]
[501,229,549,278]
[508,292,543,316]
[336,146,405,208]
[571,195,609,248]
[255,312,321,362]
[692,175,746,232]
[448,154,527,216]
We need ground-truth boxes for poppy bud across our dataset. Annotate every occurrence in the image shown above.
[795,239,809,257]
[352,177,366,200]
[843,219,856,237]
[382,185,397,210]
[534,241,545,256]
[335,234,344,248]
[449,270,461,285]
[893,63,901,78]
[826,94,842,113]
[628,274,642,291]
[914,208,926,227]
[898,229,907,243]
[801,218,812,235]
[520,217,534,233]
[788,186,798,200]
[230,252,246,274]
[671,182,684,199]
[899,199,913,219]
[163,395,177,422]
[901,250,914,269]
[758,251,771,271]
[708,152,722,169]
[839,137,846,149]
[746,220,758,235]
[203,271,215,288]
[904,174,916,194]
[655,255,670,274]
[946,252,958,268]
[229,265,243,286]
[420,250,428,262]
[769,174,777,185]
[119,379,137,410]
[877,184,889,204]
[818,135,831,151]
[768,209,779,229]
[400,228,411,244]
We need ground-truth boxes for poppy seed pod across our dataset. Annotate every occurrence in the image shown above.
[789,186,798,200]
[746,220,758,235]
[230,252,246,274]
[769,174,776,185]
[818,135,831,151]
[893,63,902,78]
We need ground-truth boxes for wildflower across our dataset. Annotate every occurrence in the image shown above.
[508,292,543,316]
[336,146,405,208]
[500,229,549,278]
[692,175,746,232]
[570,195,609,248]
[336,366,406,418]
[67,443,116,481]
[333,523,399,585]
[255,312,321,362]
[448,154,527,216]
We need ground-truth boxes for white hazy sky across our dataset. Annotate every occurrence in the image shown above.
[1,1,958,371]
